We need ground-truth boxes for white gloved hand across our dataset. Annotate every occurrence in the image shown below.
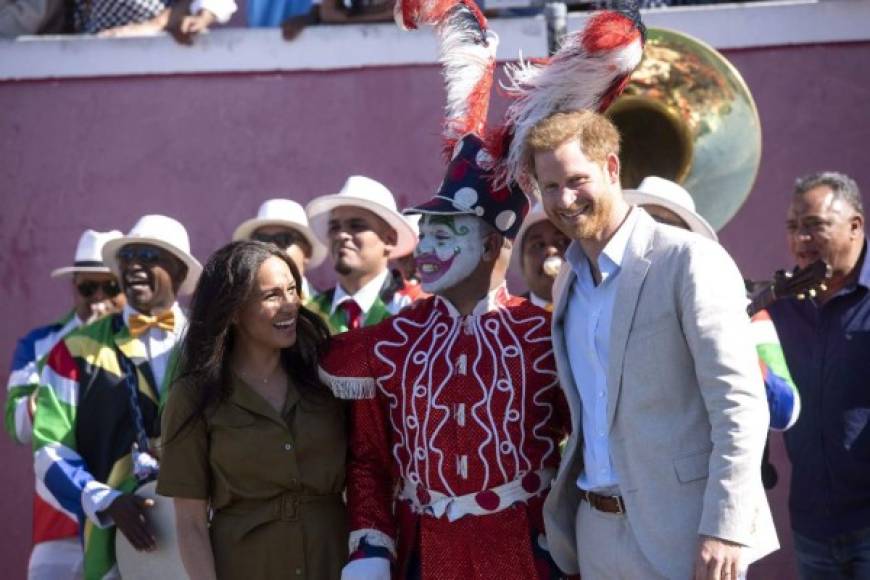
[340,557,391,580]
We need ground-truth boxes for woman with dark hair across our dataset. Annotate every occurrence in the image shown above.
[157,241,347,580]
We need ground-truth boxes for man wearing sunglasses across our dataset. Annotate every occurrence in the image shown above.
[4,228,124,579]
[32,214,202,580]
[233,198,327,300]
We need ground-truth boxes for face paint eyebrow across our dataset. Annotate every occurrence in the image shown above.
[427,215,472,236]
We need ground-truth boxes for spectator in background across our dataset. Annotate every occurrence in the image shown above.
[0,0,65,38]
[233,198,328,300]
[305,175,420,333]
[319,0,393,24]
[91,0,236,42]
[4,229,124,580]
[513,202,570,311]
[768,172,870,580]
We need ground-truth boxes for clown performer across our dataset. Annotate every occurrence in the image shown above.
[317,2,639,578]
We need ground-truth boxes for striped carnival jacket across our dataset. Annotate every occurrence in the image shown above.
[752,308,801,431]
[5,310,82,546]
[307,269,426,334]
[33,311,181,580]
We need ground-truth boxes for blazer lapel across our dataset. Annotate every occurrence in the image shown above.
[606,214,655,429]
[551,263,583,425]
[113,320,160,405]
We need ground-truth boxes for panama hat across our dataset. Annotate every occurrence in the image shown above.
[306,176,417,259]
[624,176,718,242]
[51,229,123,278]
[102,215,203,296]
[232,199,328,267]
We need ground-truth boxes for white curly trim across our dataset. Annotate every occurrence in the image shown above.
[349,528,397,558]
[318,367,376,400]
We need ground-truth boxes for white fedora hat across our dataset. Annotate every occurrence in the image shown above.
[51,229,123,278]
[624,176,718,242]
[306,176,417,259]
[102,215,203,296]
[232,199,328,267]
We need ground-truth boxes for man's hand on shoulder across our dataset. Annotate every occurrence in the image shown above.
[694,535,742,580]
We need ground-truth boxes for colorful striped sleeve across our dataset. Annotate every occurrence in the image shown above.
[5,324,61,444]
[32,339,92,525]
[751,309,801,431]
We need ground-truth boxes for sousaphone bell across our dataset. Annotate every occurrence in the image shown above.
[606,28,762,231]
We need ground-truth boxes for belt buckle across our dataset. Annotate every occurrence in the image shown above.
[612,495,625,515]
[280,494,299,521]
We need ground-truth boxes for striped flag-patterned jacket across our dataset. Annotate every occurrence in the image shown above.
[33,311,180,580]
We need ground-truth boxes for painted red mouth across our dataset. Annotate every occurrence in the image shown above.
[416,253,456,284]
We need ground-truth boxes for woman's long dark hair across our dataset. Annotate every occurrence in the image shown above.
[167,240,332,440]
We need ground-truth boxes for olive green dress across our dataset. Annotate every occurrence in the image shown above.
[157,374,348,580]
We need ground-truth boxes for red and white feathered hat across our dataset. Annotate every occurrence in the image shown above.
[494,6,646,190]
[396,0,646,230]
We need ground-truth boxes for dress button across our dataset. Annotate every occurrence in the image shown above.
[284,443,293,451]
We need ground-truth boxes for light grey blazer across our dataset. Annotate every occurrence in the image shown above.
[543,210,778,578]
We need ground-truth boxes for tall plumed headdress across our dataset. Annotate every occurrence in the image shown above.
[398,0,530,239]
[493,6,646,190]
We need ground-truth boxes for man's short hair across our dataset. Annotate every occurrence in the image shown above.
[523,110,621,178]
[794,171,863,216]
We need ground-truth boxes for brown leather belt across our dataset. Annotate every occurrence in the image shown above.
[580,489,626,514]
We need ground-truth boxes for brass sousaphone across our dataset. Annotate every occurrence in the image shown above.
[606,28,762,231]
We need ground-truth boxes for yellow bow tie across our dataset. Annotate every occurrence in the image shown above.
[544,303,554,313]
[128,311,175,337]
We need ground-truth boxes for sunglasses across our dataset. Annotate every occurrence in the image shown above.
[253,231,304,249]
[117,246,163,265]
[77,280,122,298]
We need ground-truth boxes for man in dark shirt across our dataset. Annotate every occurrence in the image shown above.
[768,171,870,579]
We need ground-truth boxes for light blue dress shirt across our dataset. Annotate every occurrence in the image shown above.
[564,208,639,493]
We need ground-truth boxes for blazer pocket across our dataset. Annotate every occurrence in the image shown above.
[673,450,710,484]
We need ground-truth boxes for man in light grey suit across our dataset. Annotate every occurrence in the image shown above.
[522,110,778,579]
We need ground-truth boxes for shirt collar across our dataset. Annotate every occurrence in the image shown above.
[529,292,551,309]
[436,283,510,317]
[330,268,390,315]
[122,302,185,334]
[565,207,639,284]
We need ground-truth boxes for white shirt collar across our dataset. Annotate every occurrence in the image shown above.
[566,207,639,284]
[437,282,508,317]
[330,268,391,316]
[529,292,551,309]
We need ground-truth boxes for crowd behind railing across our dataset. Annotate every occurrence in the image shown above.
[0,0,782,44]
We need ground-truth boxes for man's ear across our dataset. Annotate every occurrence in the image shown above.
[482,232,503,261]
[381,226,398,257]
[171,258,188,294]
[606,152,621,185]
[850,213,865,238]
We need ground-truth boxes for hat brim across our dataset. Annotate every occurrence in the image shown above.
[232,218,328,268]
[102,236,203,296]
[50,265,114,278]
[307,195,417,259]
[623,191,718,242]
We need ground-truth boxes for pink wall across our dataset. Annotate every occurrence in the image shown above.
[1,40,868,578]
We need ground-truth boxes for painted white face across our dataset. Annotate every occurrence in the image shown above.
[414,214,483,294]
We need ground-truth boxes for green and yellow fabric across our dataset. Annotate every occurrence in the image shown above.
[32,312,179,579]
